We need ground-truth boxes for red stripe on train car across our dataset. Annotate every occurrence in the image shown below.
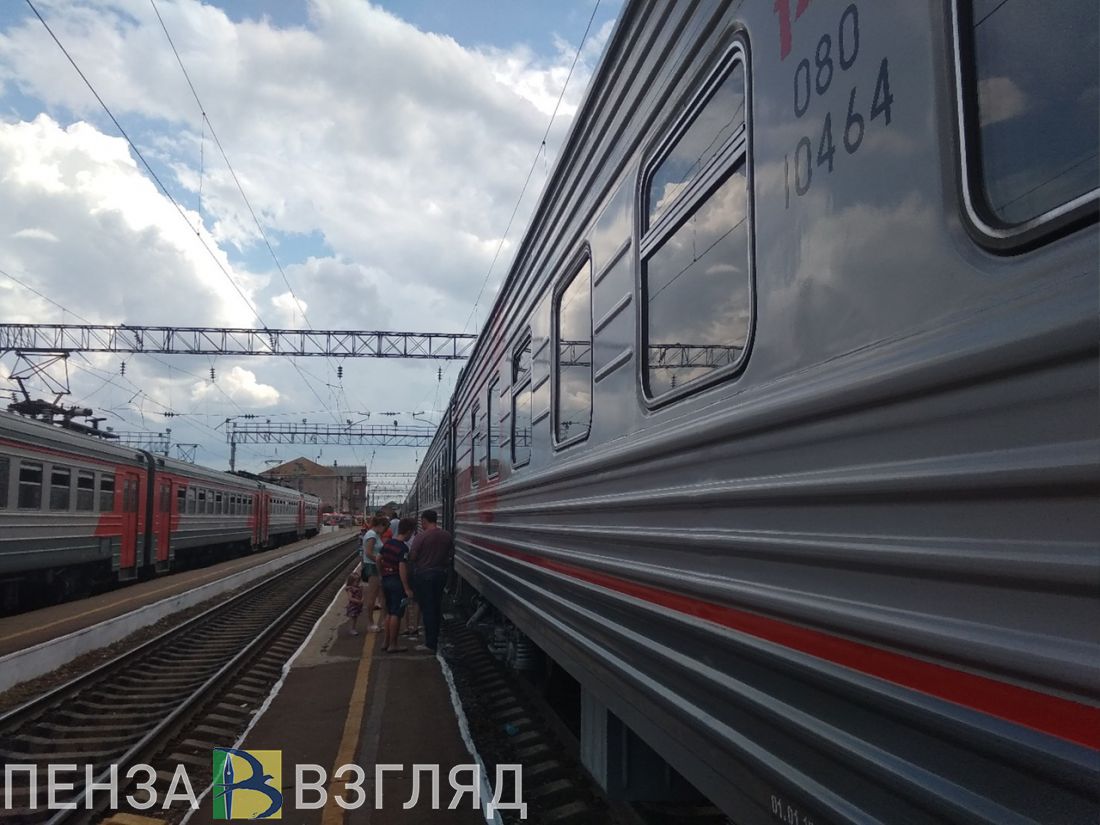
[481,543,1100,751]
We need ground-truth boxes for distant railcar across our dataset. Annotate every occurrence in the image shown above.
[0,411,320,608]
[410,1,1099,822]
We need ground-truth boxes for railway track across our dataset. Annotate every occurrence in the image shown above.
[0,538,357,824]
[440,611,730,825]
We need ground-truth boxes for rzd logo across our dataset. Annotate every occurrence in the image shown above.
[212,749,283,819]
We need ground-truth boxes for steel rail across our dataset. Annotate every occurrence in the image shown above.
[0,538,356,822]
[55,541,354,823]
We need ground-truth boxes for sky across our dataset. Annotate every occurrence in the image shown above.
[0,0,622,492]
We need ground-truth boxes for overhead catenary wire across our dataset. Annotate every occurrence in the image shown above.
[0,266,248,415]
[148,0,370,443]
[148,0,371,471]
[426,0,603,419]
[23,0,264,330]
[24,0,353,442]
[148,0,311,332]
[67,354,273,463]
[0,266,280,463]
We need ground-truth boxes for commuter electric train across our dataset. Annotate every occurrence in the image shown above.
[408,1,1099,822]
[0,411,321,609]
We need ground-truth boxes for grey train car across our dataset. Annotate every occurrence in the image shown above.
[411,1,1099,822]
[0,411,320,608]
[408,414,455,532]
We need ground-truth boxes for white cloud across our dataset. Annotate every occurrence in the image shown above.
[270,291,308,327]
[0,0,614,472]
[978,76,1028,126]
[0,115,263,326]
[191,365,279,406]
[12,227,60,242]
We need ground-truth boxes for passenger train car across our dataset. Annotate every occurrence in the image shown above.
[0,411,321,608]
[409,1,1099,822]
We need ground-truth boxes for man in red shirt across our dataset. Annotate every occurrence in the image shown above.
[408,509,453,653]
[378,517,416,653]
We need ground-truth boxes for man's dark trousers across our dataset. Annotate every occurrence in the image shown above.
[416,568,448,651]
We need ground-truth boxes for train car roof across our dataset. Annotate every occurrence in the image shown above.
[1,412,318,503]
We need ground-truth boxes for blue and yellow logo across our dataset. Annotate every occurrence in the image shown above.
[212,748,283,819]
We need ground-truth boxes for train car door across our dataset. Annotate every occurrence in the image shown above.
[119,470,141,578]
[256,491,270,547]
[155,479,172,571]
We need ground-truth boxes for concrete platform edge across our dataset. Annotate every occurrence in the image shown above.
[437,653,503,825]
[0,533,355,693]
[177,584,347,825]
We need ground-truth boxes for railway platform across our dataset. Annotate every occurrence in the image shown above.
[183,583,491,825]
[0,531,355,657]
[0,530,358,694]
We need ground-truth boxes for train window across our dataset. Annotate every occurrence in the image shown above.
[49,467,72,510]
[955,0,1098,237]
[76,471,95,511]
[197,489,207,514]
[123,479,138,513]
[487,375,499,478]
[511,334,532,466]
[0,457,9,508]
[215,492,223,514]
[470,403,481,488]
[641,47,752,403]
[18,462,43,509]
[177,487,186,514]
[98,473,115,511]
[553,257,593,446]
[187,487,196,514]
[647,61,746,230]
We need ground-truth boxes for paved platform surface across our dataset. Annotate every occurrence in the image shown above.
[185,581,488,825]
[0,529,358,656]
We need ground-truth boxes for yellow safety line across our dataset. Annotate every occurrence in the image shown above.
[321,628,377,825]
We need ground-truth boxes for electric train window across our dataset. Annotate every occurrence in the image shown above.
[647,63,746,229]
[99,473,115,511]
[959,0,1098,227]
[177,487,186,514]
[215,492,224,514]
[18,462,43,509]
[0,457,9,508]
[487,375,499,478]
[197,489,207,514]
[512,334,532,466]
[641,48,752,402]
[471,404,481,487]
[553,258,593,446]
[50,467,72,511]
[124,479,139,513]
[75,471,95,511]
[187,488,196,514]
